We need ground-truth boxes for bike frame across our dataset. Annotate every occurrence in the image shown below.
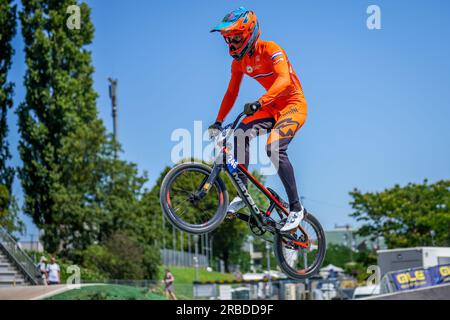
[199,112,310,247]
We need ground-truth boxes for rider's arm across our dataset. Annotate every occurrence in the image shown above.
[258,42,291,106]
[216,60,244,123]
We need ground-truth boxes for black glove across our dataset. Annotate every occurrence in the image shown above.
[244,101,261,116]
[208,121,222,138]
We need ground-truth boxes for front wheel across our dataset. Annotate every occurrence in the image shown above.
[160,163,229,234]
[273,212,326,280]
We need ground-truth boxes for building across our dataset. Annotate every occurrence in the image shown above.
[377,247,450,277]
[325,224,386,251]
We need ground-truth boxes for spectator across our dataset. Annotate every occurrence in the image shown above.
[235,270,243,281]
[37,256,48,285]
[46,257,61,285]
[163,268,177,300]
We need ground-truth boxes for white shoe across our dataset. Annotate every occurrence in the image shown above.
[280,209,304,232]
[227,196,246,213]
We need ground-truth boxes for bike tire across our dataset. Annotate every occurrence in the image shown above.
[160,163,229,234]
[273,212,326,280]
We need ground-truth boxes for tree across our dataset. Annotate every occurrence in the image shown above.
[322,243,353,268]
[0,0,16,195]
[0,0,23,234]
[17,0,101,251]
[350,179,450,248]
[83,231,146,280]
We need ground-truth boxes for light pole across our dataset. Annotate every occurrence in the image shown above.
[430,230,436,246]
[108,78,118,159]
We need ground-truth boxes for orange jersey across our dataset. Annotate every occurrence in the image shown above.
[216,40,306,122]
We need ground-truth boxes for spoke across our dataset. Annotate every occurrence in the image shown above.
[171,186,192,194]
[173,198,190,211]
[177,208,188,218]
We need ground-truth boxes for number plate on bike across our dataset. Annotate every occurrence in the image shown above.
[226,154,238,173]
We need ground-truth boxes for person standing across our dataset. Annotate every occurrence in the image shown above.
[46,257,61,285]
[37,256,48,285]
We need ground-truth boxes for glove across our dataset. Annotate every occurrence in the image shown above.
[208,121,222,139]
[244,101,261,116]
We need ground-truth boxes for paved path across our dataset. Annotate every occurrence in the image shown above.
[0,283,103,300]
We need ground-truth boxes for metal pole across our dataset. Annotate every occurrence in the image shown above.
[249,236,255,273]
[194,235,199,281]
[188,233,192,265]
[180,231,184,266]
[266,242,272,298]
[162,213,166,265]
[209,235,213,269]
[108,78,119,159]
[172,225,176,266]
[205,233,209,267]
[202,234,206,266]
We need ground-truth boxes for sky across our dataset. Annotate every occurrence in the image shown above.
[7,0,450,239]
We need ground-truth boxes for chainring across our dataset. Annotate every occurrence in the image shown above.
[248,215,266,236]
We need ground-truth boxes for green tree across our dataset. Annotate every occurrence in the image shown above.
[17,1,160,260]
[17,0,101,251]
[322,243,353,268]
[82,232,146,280]
[350,179,450,248]
[0,0,16,194]
[0,0,23,234]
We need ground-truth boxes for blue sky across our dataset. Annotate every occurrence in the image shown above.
[7,0,450,239]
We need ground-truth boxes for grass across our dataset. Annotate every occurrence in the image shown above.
[157,266,236,283]
[46,267,236,300]
[46,285,166,300]
[156,266,237,299]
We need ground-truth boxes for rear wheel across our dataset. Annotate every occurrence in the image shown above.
[160,163,228,234]
[273,212,326,280]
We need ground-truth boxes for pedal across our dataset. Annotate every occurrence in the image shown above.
[275,218,287,231]
[225,212,237,220]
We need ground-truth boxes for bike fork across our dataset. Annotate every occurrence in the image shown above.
[195,163,223,199]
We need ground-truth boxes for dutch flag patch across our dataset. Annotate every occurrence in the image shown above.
[271,51,283,60]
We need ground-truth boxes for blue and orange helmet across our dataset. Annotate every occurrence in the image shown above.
[211,7,260,61]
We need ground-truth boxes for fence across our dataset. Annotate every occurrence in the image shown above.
[160,249,209,267]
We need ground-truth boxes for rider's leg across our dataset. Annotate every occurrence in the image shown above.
[234,109,274,185]
[266,102,307,230]
[266,139,302,211]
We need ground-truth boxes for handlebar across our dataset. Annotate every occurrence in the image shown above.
[210,111,246,142]
[230,111,246,130]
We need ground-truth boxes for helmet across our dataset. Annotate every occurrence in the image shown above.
[211,7,260,61]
